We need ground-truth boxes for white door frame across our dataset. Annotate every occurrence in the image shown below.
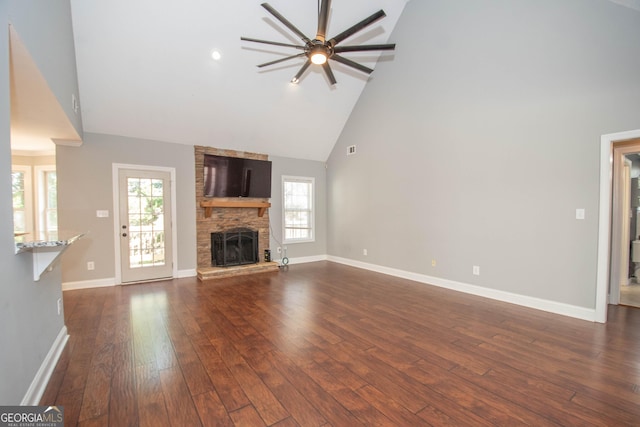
[597,129,640,323]
[112,163,178,284]
[619,158,632,296]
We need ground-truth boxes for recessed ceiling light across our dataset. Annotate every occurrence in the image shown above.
[211,50,222,61]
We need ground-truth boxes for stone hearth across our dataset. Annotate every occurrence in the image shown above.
[197,262,279,281]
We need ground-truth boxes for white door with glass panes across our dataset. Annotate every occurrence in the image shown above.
[118,169,173,283]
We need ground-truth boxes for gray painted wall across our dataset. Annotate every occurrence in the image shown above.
[269,155,327,260]
[1,0,79,404]
[57,132,197,283]
[327,0,640,309]
[57,137,329,283]
[7,0,82,137]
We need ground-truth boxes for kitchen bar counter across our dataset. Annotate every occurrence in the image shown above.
[15,232,84,281]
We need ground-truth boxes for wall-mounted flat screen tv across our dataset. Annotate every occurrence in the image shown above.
[203,154,272,198]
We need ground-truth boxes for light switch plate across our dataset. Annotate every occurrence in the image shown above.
[96,210,109,218]
[576,208,585,220]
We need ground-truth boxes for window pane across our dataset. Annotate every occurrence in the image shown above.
[46,172,57,209]
[283,177,314,242]
[12,172,25,209]
[47,210,58,231]
[14,211,26,233]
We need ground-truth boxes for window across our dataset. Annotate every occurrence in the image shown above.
[12,165,33,237]
[35,166,57,241]
[282,176,314,243]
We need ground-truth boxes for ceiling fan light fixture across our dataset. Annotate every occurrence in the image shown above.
[310,52,327,65]
[309,43,328,65]
[241,1,396,86]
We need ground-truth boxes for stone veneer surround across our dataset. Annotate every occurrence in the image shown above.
[195,145,271,273]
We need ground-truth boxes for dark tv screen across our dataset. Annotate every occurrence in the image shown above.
[203,154,272,198]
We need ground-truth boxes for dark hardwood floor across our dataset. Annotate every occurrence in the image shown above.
[41,261,640,426]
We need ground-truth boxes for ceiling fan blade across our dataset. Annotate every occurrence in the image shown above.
[328,9,386,46]
[331,54,373,74]
[322,62,337,85]
[291,59,312,83]
[316,0,331,42]
[261,3,312,44]
[241,37,306,50]
[257,53,307,68]
[333,43,396,53]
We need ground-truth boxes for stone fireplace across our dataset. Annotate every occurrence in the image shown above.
[195,146,278,280]
[211,228,258,267]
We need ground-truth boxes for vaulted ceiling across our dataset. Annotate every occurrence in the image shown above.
[69,0,409,161]
[14,0,640,159]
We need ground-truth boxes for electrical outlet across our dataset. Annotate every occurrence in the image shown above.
[57,298,62,315]
[363,249,368,256]
[87,261,95,271]
[473,265,480,275]
[277,247,282,254]
[431,259,436,267]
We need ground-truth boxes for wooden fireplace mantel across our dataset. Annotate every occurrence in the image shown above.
[200,200,271,218]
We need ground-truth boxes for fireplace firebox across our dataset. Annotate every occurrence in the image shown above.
[211,228,258,267]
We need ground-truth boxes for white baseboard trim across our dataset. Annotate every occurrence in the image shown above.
[177,268,197,278]
[327,256,597,322]
[63,270,197,291]
[275,254,328,266]
[21,326,69,405]
[62,277,116,291]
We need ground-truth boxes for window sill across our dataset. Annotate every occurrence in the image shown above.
[283,238,315,245]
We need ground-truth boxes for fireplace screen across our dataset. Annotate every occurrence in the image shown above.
[211,228,258,267]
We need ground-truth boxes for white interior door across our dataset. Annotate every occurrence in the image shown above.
[118,168,173,283]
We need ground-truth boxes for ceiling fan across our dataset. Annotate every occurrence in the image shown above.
[241,0,396,85]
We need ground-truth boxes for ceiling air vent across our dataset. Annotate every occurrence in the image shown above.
[347,145,356,156]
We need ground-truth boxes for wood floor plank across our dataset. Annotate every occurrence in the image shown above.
[158,366,202,427]
[78,359,112,422]
[406,362,539,425]
[216,342,289,425]
[39,262,640,426]
[296,357,397,426]
[228,404,268,426]
[265,350,368,426]
[355,384,433,426]
[108,344,138,427]
[192,390,235,427]
[135,364,170,427]
[247,350,327,426]
[190,331,251,412]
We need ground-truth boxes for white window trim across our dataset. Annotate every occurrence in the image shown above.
[282,175,315,244]
[12,165,33,236]
[34,164,56,240]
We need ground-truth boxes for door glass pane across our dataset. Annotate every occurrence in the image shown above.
[127,177,165,269]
